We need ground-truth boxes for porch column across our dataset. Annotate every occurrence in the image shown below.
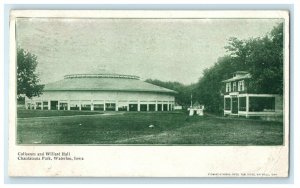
[137,100,140,111]
[224,97,226,116]
[91,100,94,111]
[79,101,81,111]
[48,100,51,110]
[167,101,170,111]
[155,101,158,111]
[147,104,149,111]
[237,97,240,117]
[246,95,249,118]
[57,101,60,110]
[41,101,44,110]
[127,102,129,111]
[68,100,71,110]
[115,101,118,111]
[162,103,164,111]
[34,101,37,110]
[230,97,232,113]
[103,100,106,111]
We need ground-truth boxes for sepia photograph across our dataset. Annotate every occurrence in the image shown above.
[8,10,290,177]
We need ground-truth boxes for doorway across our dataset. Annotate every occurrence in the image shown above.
[50,101,58,110]
[231,96,238,114]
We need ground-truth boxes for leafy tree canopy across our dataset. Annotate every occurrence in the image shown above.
[225,22,283,94]
[195,23,284,113]
[145,79,196,107]
[17,48,44,99]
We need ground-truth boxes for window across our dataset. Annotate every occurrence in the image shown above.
[94,104,104,111]
[239,97,246,111]
[81,103,91,111]
[149,104,156,111]
[129,104,138,111]
[36,102,42,110]
[59,103,68,110]
[118,101,128,111]
[249,97,275,112]
[226,83,231,92]
[105,103,116,111]
[140,104,147,111]
[163,104,168,111]
[43,101,49,110]
[157,104,162,111]
[70,101,80,110]
[238,80,245,91]
[232,82,237,92]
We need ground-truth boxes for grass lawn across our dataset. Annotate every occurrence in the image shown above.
[17,109,103,118]
[17,110,284,145]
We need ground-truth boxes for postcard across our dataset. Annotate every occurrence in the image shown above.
[9,10,289,177]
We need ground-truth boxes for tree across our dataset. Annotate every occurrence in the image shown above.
[225,23,284,94]
[194,23,284,114]
[17,48,44,99]
[195,56,236,114]
[145,79,196,107]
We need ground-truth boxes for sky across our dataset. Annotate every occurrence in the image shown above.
[16,18,282,85]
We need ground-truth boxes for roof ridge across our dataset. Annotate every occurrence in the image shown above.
[44,76,177,94]
[64,73,140,80]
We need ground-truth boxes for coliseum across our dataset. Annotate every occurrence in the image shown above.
[25,72,176,112]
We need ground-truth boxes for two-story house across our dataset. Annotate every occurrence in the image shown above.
[222,71,283,118]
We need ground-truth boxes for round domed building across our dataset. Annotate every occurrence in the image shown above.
[25,72,177,112]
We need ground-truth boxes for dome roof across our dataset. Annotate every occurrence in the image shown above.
[44,72,177,94]
[64,73,140,80]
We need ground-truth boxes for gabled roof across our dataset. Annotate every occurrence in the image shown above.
[44,74,177,94]
[222,72,251,82]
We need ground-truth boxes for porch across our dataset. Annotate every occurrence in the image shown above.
[224,94,282,118]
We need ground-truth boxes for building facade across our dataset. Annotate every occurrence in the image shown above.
[25,73,176,112]
[222,71,283,118]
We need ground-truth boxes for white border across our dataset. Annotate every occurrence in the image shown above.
[7,9,290,178]
[11,10,289,18]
